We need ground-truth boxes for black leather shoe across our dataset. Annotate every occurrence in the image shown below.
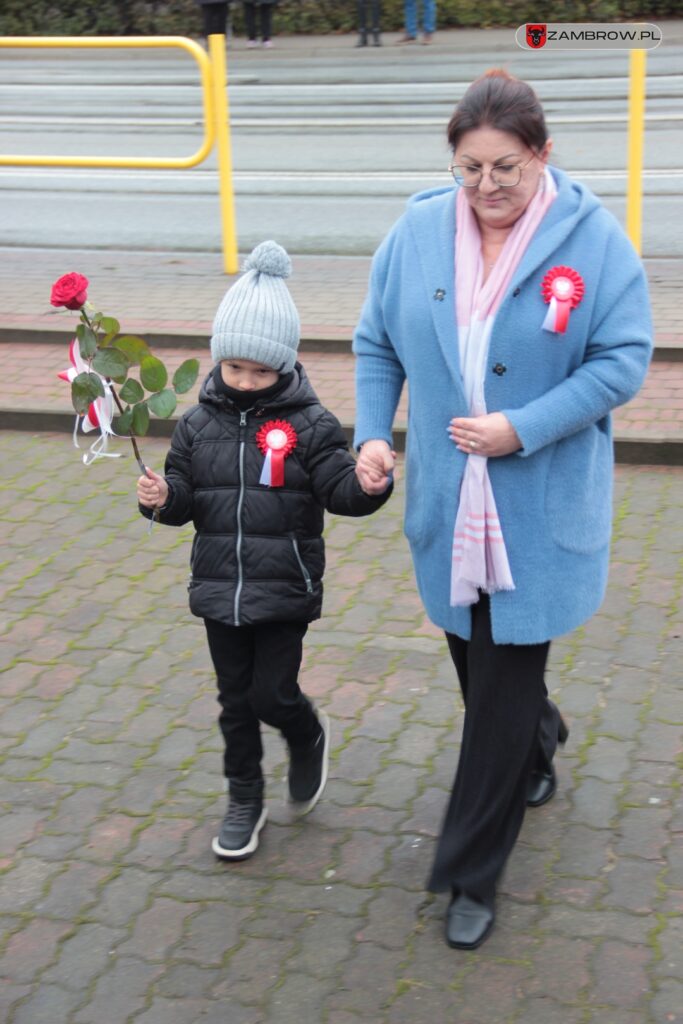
[526,765,557,807]
[445,893,495,950]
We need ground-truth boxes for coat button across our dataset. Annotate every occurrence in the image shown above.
[492,363,507,376]
[513,287,521,297]
[433,288,446,301]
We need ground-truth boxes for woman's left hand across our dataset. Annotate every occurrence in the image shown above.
[449,412,522,458]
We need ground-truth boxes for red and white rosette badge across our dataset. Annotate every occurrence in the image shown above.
[541,266,585,334]
[256,419,297,487]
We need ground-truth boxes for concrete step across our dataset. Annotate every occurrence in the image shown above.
[1,326,682,361]
[2,338,682,465]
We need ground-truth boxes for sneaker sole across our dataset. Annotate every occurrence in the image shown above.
[286,711,330,817]
[211,807,268,860]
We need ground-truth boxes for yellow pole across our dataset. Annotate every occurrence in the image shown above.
[208,33,239,274]
[626,49,646,255]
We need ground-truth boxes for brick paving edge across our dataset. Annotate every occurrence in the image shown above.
[4,407,683,466]
[0,328,353,352]
[1,329,681,360]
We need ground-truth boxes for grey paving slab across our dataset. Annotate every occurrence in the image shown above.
[0,431,681,1022]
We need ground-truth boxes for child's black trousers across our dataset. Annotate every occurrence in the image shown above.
[204,618,321,799]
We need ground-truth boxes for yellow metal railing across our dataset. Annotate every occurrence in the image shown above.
[626,49,646,256]
[0,34,238,272]
[0,37,650,266]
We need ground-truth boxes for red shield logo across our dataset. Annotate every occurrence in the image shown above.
[526,24,547,48]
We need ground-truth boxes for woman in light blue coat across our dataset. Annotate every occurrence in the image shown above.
[354,70,652,950]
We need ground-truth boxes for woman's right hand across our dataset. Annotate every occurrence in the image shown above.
[356,439,396,495]
[137,467,169,509]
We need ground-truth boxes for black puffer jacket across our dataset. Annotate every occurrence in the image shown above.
[142,364,391,626]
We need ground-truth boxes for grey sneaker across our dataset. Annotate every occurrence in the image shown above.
[212,797,267,860]
[286,712,330,816]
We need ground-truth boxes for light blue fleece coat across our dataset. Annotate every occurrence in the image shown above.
[353,167,653,644]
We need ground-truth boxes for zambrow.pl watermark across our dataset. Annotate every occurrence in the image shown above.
[516,23,663,50]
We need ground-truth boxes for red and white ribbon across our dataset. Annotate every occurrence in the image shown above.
[58,338,120,465]
[541,266,585,334]
[256,419,297,487]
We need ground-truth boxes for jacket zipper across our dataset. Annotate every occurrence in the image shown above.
[291,538,314,593]
[234,407,252,625]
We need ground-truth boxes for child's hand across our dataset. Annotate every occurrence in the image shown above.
[356,440,396,495]
[137,467,169,509]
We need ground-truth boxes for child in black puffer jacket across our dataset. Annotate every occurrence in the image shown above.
[137,241,392,861]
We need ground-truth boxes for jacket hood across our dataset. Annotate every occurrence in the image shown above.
[199,360,321,412]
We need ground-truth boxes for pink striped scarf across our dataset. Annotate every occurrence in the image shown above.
[450,169,557,606]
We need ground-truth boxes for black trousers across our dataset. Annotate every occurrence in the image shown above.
[358,0,381,32]
[200,2,229,35]
[427,594,560,905]
[204,618,321,799]
[243,2,273,41]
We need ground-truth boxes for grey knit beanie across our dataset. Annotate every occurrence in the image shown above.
[210,240,300,373]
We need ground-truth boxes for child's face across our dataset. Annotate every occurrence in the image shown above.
[220,358,280,391]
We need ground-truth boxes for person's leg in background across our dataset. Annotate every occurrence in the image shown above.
[422,0,436,40]
[356,0,368,47]
[260,2,273,46]
[201,1,228,36]
[370,0,382,44]
[243,1,258,46]
[397,0,417,42]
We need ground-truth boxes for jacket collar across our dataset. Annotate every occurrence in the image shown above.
[200,362,319,414]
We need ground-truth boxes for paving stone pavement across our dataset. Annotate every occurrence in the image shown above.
[1,429,682,1023]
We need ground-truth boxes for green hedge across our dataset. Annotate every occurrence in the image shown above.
[1,0,680,36]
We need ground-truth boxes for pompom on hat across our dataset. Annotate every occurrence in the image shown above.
[210,240,300,373]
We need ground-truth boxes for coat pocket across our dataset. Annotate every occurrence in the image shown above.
[291,538,314,594]
[545,424,613,554]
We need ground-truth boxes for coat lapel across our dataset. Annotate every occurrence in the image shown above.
[408,189,466,403]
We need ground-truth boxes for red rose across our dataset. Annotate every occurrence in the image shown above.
[50,272,89,310]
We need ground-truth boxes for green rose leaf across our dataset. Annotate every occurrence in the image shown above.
[113,335,151,366]
[131,401,150,436]
[99,316,120,336]
[119,378,145,404]
[92,347,129,383]
[147,388,177,419]
[71,371,105,415]
[76,322,98,359]
[116,407,133,434]
[140,355,168,393]
[173,358,200,395]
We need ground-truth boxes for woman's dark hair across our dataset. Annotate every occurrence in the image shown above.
[447,69,548,154]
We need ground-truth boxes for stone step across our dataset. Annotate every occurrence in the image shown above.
[1,326,681,361]
[2,339,682,465]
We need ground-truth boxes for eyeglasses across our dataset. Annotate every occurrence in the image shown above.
[448,153,537,188]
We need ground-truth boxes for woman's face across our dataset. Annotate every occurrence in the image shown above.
[453,126,552,232]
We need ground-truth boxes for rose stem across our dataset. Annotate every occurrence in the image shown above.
[107,382,146,474]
